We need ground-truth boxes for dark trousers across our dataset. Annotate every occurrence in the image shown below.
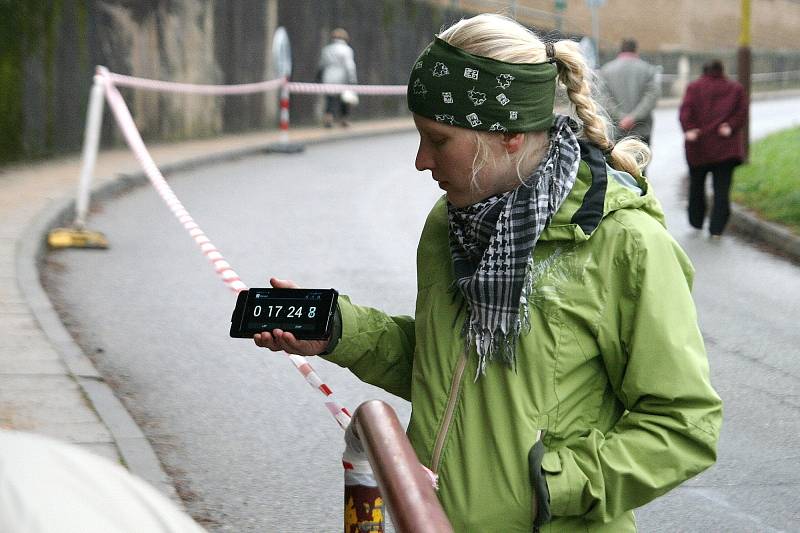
[688,160,737,235]
[325,95,349,118]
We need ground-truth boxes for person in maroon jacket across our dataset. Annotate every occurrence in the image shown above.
[679,60,748,237]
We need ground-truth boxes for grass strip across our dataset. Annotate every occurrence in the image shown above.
[732,126,800,234]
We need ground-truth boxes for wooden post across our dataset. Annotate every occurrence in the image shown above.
[351,401,452,533]
[737,0,752,160]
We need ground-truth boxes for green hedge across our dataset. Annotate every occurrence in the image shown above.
[732,127,800,235]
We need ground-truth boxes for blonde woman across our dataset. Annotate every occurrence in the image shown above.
[257,14,721,532]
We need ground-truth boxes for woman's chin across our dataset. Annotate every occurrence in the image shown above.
[446,194,469,208]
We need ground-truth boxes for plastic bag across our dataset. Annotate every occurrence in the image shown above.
[341,89,359,106]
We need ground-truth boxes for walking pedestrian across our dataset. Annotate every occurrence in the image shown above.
[317,28,358,128]
[256,14,721,532]
[598,38,660,146]
[680,59,748,238]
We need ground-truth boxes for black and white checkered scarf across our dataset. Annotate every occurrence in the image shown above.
[447,115,581,376]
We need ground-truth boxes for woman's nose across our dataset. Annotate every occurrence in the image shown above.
[415,144,433,172]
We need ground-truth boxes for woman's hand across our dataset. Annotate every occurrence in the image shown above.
[619,115,636,131]
[685,128,700,142]
[253,277,331,356]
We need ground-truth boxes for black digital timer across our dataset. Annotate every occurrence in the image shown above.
[229,288,339,340]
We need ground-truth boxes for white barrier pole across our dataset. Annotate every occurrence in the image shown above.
[74,68,107,229]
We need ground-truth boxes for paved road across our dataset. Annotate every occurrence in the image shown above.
[43,98,799,532]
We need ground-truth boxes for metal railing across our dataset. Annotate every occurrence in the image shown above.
[350,400,453,533]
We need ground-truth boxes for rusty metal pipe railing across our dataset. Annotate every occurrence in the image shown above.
[352,400,453,533]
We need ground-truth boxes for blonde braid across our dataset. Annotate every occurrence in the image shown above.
[551,40,651,177]
[438,14,651,179]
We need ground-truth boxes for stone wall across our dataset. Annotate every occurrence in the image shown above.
[1,0,461,162]
[1,0,278,163]
[278,0,463,125]
[1,1,92,162]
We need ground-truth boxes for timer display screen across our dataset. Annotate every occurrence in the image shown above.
[230,288,338,340]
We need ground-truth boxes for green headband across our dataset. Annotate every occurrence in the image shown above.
[407,38,557,133]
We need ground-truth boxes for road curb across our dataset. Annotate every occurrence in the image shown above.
[17,121,416,505]
[729,202,800,263]
[17,190,182,503]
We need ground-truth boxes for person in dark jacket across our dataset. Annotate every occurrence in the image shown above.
[679,59,748,237]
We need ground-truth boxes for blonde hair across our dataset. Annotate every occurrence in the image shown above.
[438,14,650,187]
[331,28,350,41]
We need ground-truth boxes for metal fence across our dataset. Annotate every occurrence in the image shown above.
[635,52,800,97]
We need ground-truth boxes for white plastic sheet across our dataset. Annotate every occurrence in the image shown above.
[0,430,205,533]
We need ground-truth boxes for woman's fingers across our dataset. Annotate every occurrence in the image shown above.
[276,331,310,354]
[269,277,300,289]
[274,330,318,355]
[255,329,323,356]
[254,332,280,351]
[270,329,291,352]
[254,280,305,351]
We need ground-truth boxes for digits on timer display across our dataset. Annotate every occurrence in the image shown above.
[252,305,317,319]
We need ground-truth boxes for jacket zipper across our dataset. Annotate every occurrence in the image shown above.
[431,348,469,474]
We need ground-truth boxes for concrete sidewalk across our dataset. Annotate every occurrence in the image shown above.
[0,117,414,500]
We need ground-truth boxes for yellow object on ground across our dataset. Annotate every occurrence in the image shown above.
[47,227,109,249]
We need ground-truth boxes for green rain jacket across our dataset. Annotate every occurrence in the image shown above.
[323,142,722,531]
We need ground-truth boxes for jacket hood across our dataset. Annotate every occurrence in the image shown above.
[539,140,666,242]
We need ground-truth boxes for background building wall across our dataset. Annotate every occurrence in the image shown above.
[437,0,800,53]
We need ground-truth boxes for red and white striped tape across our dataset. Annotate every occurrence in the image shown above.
[98,66,353,429]
[95,67,438,488]
[105,71,407,97]
[287,81,407,95]
[106,71,286,95]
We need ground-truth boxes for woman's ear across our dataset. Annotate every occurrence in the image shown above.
[501,132,526,154]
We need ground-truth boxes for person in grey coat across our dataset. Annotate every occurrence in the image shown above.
[318,28,358,127]
[598,39,660,146]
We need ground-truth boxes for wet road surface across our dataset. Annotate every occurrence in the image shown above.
[43,98,799,531]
